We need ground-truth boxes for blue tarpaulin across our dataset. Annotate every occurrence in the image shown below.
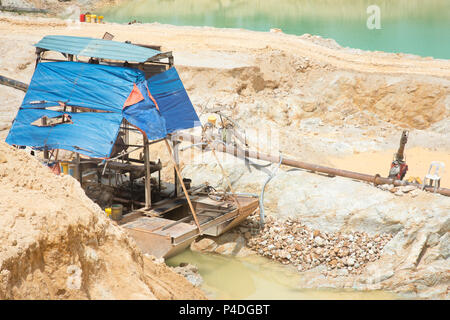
[6,61,199,158]
[148,67,200,133]
[34,35,162,63]
[123,81,167,140]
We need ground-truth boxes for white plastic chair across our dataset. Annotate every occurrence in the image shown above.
[422,161,445,192]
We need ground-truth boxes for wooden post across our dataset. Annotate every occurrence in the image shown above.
[35,48,42,69]
[42,116,49,160]
[173,139,180,197]
[144,135,151,209]
[164,139,201,232]
[76,153,81,184]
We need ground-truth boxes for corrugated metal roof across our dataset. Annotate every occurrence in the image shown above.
[34,35,161,62]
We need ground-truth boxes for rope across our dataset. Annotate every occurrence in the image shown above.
[259,152,282,227]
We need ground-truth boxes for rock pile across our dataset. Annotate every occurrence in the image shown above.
[171,263,203,287]
[377,184,422,197]
[245,216,393,275]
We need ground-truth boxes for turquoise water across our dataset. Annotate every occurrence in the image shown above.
[99,0,450,59]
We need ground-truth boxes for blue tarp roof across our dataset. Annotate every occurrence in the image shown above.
[148,68,200,134]
[22,61,144,113]
[34,35,161,62]
[6,61,200,158]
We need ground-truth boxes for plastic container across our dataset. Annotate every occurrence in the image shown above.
[98,16,104,23]
[60,162,69,175]
[85,14,91,23]
[111,204,123,221]
[183,178,192,190]
[208,115,217,126]
[105,207,112,217]
[91,14,97,23]
[79,14,85,22]
[68,164,76,177]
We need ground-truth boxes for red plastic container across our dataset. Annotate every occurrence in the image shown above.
[79,14,85,22]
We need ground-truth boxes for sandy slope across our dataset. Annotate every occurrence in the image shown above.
[0,141,206,299]
[0,12,448,299]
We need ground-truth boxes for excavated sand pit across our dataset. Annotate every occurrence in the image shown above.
[0,13,448,299]
[0,142,206,299]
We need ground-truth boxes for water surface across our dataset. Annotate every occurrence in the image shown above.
[99,0,450,59]
[166,249,399,300]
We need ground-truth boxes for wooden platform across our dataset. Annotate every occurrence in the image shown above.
[119,194,259,258]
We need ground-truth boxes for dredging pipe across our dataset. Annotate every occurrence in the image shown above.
[0,75,29,92]
[174,133,450,197]
[0,6,48,14]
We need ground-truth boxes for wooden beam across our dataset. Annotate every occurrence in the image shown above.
[173,139,180,197]
[144,135,151,209]
[164,139,202,232]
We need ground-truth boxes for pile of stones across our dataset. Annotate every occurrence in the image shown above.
[243,216,393,275]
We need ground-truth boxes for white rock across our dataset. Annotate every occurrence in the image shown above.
[347,258,355,266]
[314,236,325,246]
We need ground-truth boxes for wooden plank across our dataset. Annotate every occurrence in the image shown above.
[141,198,186,217]
[121,216,173,233]
[153,221,197,238]
[118,211,144,225]
[124,228,172,258]
[193,196,229,208]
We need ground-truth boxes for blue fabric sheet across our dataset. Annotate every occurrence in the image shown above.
[7,108,122,158]
[21,61,144,112]
[147,67,200,133]
[123,81,167,140]
[6,62,199,158]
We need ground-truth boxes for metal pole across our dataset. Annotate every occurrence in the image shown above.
[76,153,81,184]
[0,75,28,92]
[42,116,49,160]
[144,135,151,209]
[173,139,180,198]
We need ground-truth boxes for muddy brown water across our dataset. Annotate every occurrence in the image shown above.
[166,249,400,300]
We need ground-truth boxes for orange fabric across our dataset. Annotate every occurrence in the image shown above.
[123,83,145,108]
[147,85,160,111]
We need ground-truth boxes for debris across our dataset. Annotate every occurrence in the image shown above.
[246,216,393,275]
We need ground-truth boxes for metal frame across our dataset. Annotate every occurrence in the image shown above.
[33,37,174,211]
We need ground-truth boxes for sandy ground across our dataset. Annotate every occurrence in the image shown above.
[329,147,450,188]
[0,12,448,193]
[1,13,447,184]
[0,13,448,299]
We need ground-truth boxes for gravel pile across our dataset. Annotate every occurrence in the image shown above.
[243,216,393,275]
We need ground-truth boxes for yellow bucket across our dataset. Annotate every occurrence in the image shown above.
[208,115,217,126]
[91,14,97,23]
[85,14,91,23]
[98,16,104,23]
[60,162,69,175]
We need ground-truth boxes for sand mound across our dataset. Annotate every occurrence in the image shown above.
[0,142,205,299]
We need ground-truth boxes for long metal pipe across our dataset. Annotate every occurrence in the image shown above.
[0,6,48,13]
[0,75,28,92]
[174,133,450,197]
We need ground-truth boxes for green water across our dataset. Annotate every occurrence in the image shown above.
[99,0,450,59]
[166,250,399,300]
